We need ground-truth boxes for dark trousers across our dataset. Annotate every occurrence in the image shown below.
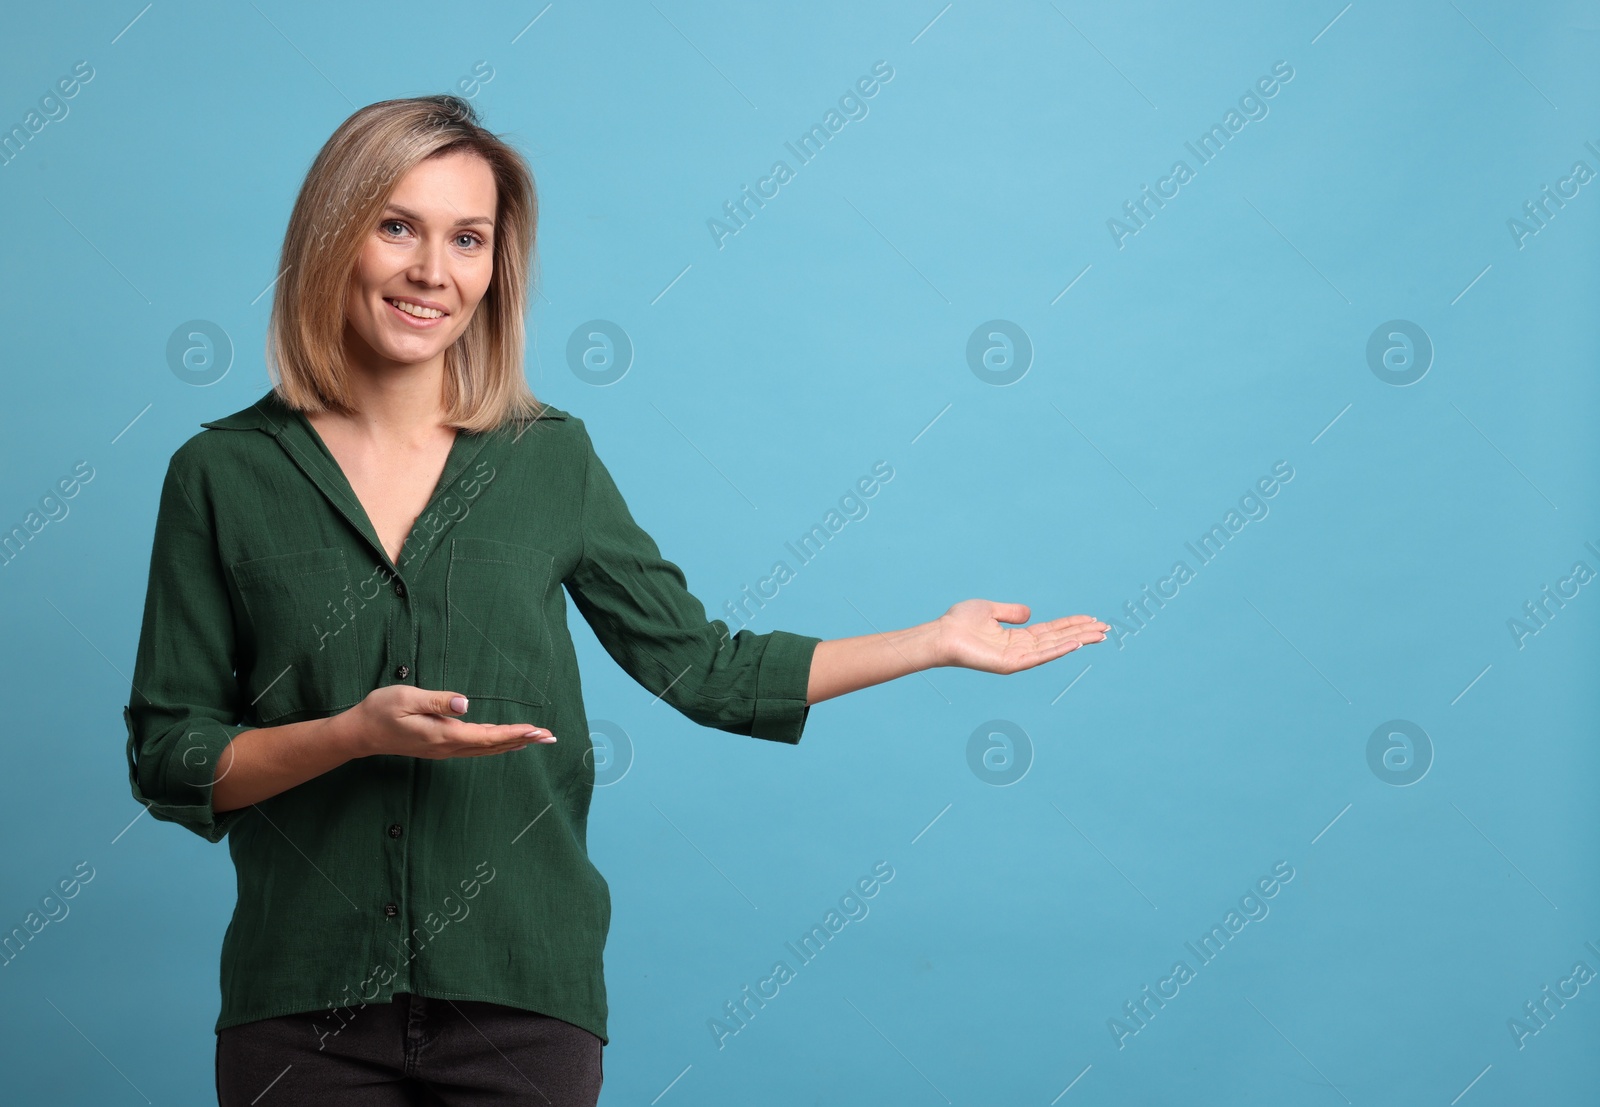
[215,992,604,1106]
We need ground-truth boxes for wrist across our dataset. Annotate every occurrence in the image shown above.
[322,705,371,761]
[910,618,948,671]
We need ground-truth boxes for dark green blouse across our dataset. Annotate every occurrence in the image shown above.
[121,388,821,1043]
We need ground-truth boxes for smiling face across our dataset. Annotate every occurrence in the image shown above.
[341,149,499,377]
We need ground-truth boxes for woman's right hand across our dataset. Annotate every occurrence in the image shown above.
[335,685,556,760]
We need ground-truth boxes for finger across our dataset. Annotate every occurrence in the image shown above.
[435,718,553,739]
[463,731,555,753]
[991,602,1032,624]
[473,729,557,754]
[496,723,558,743]
[458,742,535,758]
[454,729,553,758]
[1021,635,1094,669]
[1038,614,1105,632]
[1032,620,1108,645]
[440,719,558,748]
[1027,624,1106,658]
[471,721,557,741]
[1026,620,1102,645]
[412,689,470,717]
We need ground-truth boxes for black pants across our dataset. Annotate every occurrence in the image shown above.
[215,992,604,1106]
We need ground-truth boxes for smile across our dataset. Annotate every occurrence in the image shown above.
[384,297,449,325]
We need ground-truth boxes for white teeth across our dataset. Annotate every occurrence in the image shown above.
[388,299,445,319]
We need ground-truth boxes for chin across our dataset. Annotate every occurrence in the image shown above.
[387,344,449,366]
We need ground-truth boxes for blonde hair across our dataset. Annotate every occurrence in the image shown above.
[266,94,545,433]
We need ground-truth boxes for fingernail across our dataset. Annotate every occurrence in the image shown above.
[450,696,468,713]
[540,735,558,743]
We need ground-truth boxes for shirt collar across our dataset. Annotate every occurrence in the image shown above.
[199,389,568,578]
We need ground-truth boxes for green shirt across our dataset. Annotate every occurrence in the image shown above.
[122,388,821,1044]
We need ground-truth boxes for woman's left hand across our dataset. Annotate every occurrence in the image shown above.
[934,600,1108,674]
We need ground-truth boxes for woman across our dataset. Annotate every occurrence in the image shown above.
[122,94,1108,1106]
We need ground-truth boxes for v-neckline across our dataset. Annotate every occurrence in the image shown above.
[287,407,479,578]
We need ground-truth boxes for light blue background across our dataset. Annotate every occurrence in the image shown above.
[2,0,1597,1103]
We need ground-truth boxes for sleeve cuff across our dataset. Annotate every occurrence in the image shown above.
[749,630,822,744]
[124,706,254,844]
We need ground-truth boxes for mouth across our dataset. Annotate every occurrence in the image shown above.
[384,297,450,327]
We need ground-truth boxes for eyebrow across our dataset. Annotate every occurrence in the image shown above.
[383,203,494,228]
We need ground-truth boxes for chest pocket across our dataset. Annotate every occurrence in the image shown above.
[444,537,554,706]
[231,547,366,724]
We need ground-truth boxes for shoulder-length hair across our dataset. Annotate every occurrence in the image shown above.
[266,94,545,433]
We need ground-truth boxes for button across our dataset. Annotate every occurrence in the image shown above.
[393,580,406,598]
[394,664,410,680]
[382,903,398,918]
[388,823,403,839]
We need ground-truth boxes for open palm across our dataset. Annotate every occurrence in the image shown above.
[935,600,1108,674]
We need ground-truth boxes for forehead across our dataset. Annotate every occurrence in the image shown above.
[386,151,497,218]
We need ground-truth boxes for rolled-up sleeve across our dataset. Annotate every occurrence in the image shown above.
[564,425,820,744]
[123,452,253,842]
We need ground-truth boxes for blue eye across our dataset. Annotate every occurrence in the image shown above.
[379,219,485,249]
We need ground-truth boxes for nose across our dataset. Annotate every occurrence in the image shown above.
[407,232,449,288]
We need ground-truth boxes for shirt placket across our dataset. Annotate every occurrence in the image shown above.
[382,549,416,991]
[261,411,512,996]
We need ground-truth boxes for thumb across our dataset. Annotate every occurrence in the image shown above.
[991,602,1031,624]
[426,690,469,716]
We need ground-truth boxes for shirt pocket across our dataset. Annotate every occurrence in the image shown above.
[443,536,554,706]
[231,547,366,724]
